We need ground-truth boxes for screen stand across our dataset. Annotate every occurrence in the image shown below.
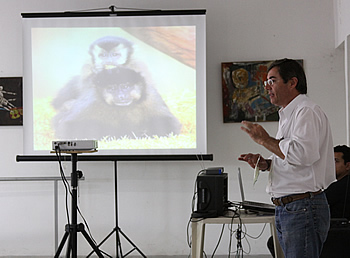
[54,152,105,258]
[87,161,146,258]
[16,154,214,257]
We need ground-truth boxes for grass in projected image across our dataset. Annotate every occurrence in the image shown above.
[33,89,196,151]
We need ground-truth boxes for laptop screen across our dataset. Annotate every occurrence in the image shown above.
[238,168,245,202]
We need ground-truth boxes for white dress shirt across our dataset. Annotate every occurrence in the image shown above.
[266,94,336,198]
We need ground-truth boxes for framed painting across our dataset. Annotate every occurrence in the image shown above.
[0,77,23,125]
[222,60,303,123]
[222,60,279,123]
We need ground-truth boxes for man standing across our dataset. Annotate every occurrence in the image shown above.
[238,58,335,258]
[267,145,350,257]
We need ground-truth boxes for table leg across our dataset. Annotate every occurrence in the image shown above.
[191,220,206,258]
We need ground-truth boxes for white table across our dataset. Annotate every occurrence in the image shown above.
[191,210,284,258]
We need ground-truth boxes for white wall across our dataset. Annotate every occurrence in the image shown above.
[0,0,345,256]
[334,0,350,47]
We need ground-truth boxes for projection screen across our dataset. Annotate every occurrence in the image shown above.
[22,10,207,155]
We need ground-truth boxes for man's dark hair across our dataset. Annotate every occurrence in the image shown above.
[334,145,350,164]
[268,58,307,94]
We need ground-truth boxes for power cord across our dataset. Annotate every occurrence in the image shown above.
[55,146,72,225]
[211,224,225,257]
[187,168,209,258]
[228,210,269,257]
[186,168,270,258]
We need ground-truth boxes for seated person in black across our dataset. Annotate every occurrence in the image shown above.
[320,145,350,258]
[325,145,350,220]
[267,145,350,257]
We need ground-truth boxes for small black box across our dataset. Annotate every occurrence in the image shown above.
[204,167,224,175]
[196,173,228,217]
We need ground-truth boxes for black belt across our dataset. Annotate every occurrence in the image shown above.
[271,190,322,206]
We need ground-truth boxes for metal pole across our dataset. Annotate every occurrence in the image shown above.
[54,180,58,251]
[114,161,120,257]
[71,153,78,257]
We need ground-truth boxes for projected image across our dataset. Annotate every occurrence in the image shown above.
[30,27,197,152]
[52,65,183,140]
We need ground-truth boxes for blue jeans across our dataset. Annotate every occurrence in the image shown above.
[274,192,330,258]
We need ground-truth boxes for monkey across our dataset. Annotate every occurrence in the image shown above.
[88,36,134,73]
[51,36,136,111]
[52,67,182,140]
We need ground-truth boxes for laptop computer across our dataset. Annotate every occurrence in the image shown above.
[238,168,275,214]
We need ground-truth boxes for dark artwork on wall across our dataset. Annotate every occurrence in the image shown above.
[222,60,303,123]
[0,77,23,125]
[222,60,278,123]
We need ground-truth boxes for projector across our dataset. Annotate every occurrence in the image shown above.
[52,140,98,151]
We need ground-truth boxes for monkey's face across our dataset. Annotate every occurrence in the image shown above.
[102,82,143,106]
[89,36,134,74]
[92,43,130,72]
[93,67,146,106]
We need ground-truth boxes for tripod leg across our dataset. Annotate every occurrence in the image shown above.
[66,234,72,258]
[87,227,117,258]
[78,224,104,258]
[116,228,123,258]
[118,227,147,258]
[54,231,70,258]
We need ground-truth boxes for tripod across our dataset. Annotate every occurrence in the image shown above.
[87,161,146,258]
[15,154,214,257]
[54,152,104,258]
